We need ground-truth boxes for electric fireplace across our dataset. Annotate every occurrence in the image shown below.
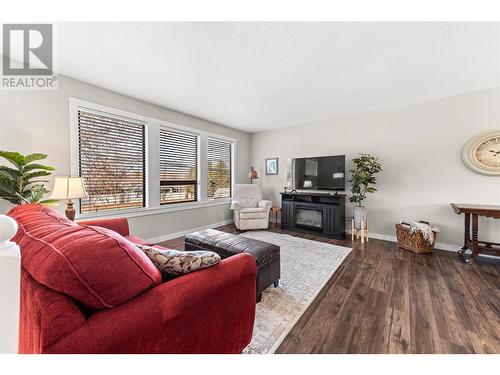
[280,191,346,239]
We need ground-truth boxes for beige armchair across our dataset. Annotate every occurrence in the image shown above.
[231,184,272,230]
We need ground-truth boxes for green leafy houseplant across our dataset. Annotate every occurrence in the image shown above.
[0,151,58,205]
[349,153,382,206]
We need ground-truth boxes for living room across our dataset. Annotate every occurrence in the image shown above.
[0,1,499,373]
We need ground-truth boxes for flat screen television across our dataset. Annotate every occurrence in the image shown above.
[292,155,345,191]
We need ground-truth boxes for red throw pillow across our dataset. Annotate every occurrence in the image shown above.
[9,204,162,310]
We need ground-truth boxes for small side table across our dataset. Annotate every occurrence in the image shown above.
[0,241,21,353]
[270,207,282,228]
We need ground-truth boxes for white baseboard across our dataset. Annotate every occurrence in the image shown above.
[345,229,459,252]
[147,219,234,244]
[149,221,496,259]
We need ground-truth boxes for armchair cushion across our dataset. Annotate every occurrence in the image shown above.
[239,207,268,220]
[9,204,162,310]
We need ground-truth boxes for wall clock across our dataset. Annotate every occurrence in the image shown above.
[462,129,500,176]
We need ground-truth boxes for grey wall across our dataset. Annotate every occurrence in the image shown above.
[0,74,251,240]
[250,88,500,248]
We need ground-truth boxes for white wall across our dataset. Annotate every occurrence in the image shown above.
[0,74,251,241]
[250,88,500,248]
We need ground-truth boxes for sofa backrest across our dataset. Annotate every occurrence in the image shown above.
[233,184,263,209]
[8,204,162,310]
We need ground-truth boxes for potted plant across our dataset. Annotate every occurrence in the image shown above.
[0,151,58,205]
[349,153,382,230]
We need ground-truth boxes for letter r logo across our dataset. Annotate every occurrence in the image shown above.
[2,24,53,76]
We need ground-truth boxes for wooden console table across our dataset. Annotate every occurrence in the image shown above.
[450,203,500,264]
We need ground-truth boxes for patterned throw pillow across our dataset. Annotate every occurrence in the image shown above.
[137,245,221,277]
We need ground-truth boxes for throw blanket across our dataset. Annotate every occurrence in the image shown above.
[401,221,440,245]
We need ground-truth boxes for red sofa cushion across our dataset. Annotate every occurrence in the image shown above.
[9,204,162,310]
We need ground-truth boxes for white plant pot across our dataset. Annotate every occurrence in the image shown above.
[353,206,367,230]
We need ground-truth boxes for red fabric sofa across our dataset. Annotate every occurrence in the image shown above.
[8,204,256,354]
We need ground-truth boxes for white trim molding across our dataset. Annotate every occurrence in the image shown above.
[69,97,236,219]
[351,230,459,252]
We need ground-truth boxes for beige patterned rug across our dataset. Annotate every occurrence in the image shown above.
[240,231,352,354]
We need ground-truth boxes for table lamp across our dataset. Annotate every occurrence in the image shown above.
[49,177,88,220]
[248,166,259,184]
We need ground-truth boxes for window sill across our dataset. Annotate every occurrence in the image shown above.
[76,198,232,220]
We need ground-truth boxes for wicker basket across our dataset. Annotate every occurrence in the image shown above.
[395,222,437,254]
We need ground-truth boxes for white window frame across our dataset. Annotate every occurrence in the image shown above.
[69,98,236,219]
[207,137,234,201]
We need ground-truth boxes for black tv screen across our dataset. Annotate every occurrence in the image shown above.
[293,155,345,191]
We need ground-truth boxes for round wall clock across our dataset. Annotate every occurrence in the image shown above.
[462,129,500,176]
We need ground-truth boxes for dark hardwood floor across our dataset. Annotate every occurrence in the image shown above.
[158,224,500,354]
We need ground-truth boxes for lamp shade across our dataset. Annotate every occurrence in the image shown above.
[50,177,88,200]
[248,166,258,180]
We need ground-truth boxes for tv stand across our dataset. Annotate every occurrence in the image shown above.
[280,192,346,239]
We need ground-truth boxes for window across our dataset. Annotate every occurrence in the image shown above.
[159,129,198,204]
[71,98,235,217]
[78,110,146,213]
[207,138,232,199]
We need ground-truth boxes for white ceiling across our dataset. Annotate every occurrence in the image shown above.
[12,23,500,132]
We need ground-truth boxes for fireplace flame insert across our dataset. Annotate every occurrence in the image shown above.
[295,205,323,230]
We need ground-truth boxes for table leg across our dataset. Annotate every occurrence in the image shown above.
[465,214,479,264]
[471,213,479,256]
[458,213,470,256]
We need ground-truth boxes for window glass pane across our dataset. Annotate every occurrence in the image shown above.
[207,138,232,199]
[160,129,198,204]
[78,110,146,213]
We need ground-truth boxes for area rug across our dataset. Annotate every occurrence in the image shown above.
[240,231,352,354]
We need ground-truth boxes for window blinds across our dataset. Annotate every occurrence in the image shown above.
[78,110,146,213]
[207,138,232,199]
[159,129,198,204]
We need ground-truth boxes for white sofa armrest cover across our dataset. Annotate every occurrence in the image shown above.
[230,201,241,210]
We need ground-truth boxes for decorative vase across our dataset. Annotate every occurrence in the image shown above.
[353,206,367,230]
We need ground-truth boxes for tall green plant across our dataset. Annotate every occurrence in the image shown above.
[0,151,58,205]
[349,153,382,206]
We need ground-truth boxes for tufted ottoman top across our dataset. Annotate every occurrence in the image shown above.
[185,229,280,266]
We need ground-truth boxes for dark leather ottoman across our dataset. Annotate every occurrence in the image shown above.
[185,229,280,302]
